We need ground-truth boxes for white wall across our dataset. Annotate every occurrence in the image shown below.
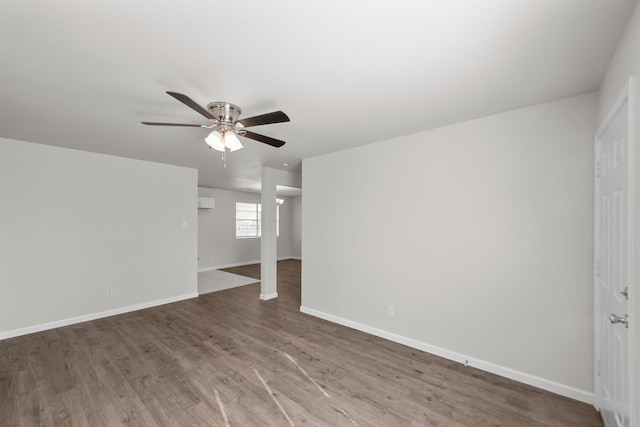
[197,187,295,270]
[597,2,640,421]
[302,93,597,401]
[291,196,302,258]
[598,1,640,122]
[0,138,197,337]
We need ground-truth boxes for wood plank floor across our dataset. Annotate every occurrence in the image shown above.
[0,260,602,426]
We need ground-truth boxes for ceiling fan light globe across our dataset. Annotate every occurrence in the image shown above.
[205,131,225,152]
[224,131,243,151]
[229,142,244,152]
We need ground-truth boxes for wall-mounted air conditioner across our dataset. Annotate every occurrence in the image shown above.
[198,196,215,209]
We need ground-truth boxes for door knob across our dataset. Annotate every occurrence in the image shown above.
[608,314,629,328]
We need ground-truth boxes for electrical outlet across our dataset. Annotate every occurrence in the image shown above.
[387,305,394,317]
[107,288,113,298]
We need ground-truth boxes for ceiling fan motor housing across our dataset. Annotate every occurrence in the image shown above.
[207,102,242,125]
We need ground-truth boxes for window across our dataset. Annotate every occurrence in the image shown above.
[236,202,261,238]
[235,201,283,238]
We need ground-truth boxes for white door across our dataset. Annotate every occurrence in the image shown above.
[594,80,634,427]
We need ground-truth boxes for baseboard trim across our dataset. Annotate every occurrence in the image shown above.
[299,306,593,405]
[0,292,199,341]
[198,257,301,272]
[260,292,279,300]
[198,260,260,272]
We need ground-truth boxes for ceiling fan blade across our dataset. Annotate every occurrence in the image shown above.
[237,111,290,128]
[141,121,205,127]
[242,130,286,148]
[166,91,216,121]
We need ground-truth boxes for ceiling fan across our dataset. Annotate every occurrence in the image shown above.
[142,91,290,154]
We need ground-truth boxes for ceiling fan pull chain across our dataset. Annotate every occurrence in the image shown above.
[222,150,227,168]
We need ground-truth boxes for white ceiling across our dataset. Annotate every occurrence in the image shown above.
[0,1,636,193]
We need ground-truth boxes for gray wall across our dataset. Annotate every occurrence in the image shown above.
[302,93,597,400]
[0,138,197,336]
[197,187,297,270]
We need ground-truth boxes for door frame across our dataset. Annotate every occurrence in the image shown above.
[593,76,637,426]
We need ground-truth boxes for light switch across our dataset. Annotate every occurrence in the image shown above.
[182,220,188,228]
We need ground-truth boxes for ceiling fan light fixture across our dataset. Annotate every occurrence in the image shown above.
[205,130,225,152]
[224,131,243,152]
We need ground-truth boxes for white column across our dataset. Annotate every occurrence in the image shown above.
[260,167,278,300]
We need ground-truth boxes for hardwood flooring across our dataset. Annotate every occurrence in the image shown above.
[1,260,602,426]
